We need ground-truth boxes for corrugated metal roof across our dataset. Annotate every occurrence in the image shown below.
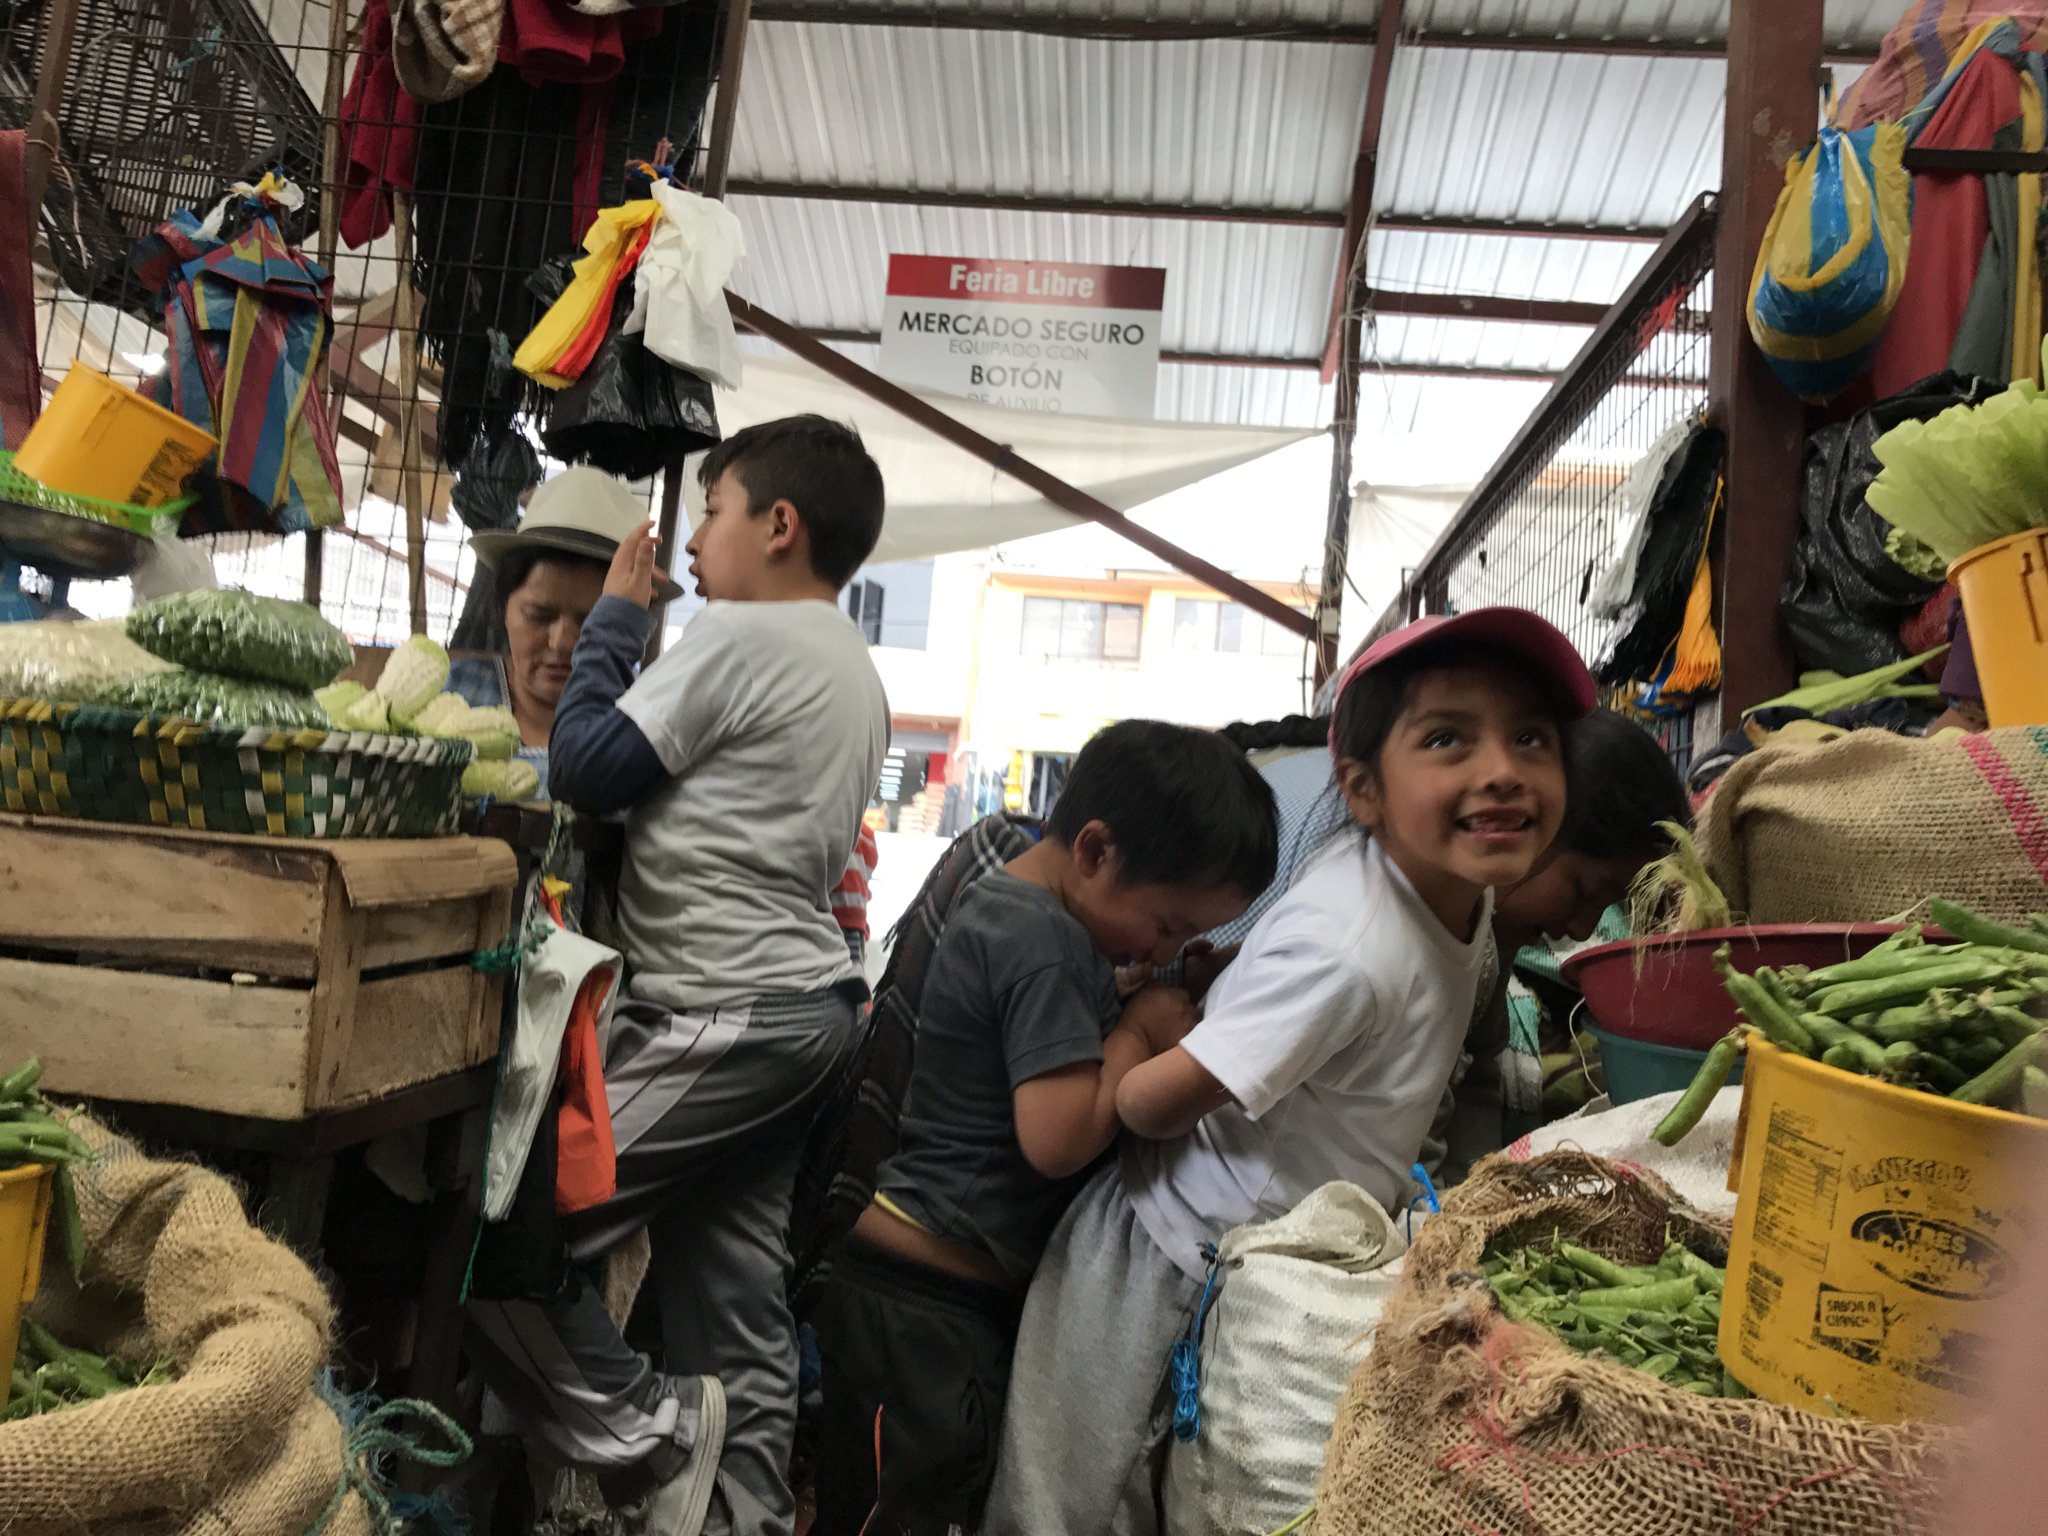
[734,25,1368,209]
[255,0,1902,435]
[755,0,1894,47]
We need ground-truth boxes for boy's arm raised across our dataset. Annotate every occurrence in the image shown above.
[547,594,668,813]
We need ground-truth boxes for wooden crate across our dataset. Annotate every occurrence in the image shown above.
[0,815,518,1119]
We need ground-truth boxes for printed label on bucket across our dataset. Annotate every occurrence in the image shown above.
[1721,1049,2048,1423]
[129,440,208,509]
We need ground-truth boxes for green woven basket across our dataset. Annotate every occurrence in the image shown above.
[0,449,190,535]
[0,696,473,839]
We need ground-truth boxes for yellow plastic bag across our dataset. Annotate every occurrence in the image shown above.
[1746,118,1910,402]
[514,202,663,389]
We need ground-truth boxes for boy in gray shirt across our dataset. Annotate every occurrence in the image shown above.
[810,721,1277,1536]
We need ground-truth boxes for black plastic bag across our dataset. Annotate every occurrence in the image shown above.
[542,308,722,480]
[1780,371,1995,675]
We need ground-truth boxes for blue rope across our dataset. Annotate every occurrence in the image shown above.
[1170,1243,1223,1445]
[307,1373,474,1536]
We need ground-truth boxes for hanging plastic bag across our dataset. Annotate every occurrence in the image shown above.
[542,305,722,480]
[1747,118,1911,402]
[485,891,623,1222]
[627,181,746,390]
[514,201,663,389]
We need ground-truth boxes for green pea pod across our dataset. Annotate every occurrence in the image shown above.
[0,1058,40,1106]
[1802,944,1968,990]
[1984,1006,2047,1051]
[1718,960,1816,1054]
[1572,1277,1699,1312]
[1558,1243,1659,1290]
[1801,1014,1890,1072]
[1929,898,2048,958]
[1811,957,2008,1018]
[1917,1052,1970,1093]
[1654,1034,1744,1147]
[1953,1034,2048,1107]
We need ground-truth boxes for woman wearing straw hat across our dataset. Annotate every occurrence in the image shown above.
[458,465,684,799]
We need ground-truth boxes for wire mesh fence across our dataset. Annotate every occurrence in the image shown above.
[1356,193,1720,765]
[7,0,724,645]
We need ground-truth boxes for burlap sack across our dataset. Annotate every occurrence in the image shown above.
[1696,726,2048,925]
[0,1116,373,1536]
[1314,1151,1960,1536]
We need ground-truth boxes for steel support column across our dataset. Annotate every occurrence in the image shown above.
[1712,0,1824,712]
[1313,0,1401,681]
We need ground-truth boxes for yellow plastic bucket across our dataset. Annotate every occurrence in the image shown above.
[1950,527,2048,728]
[0,1161,54,1374]
[1721,1038,2048,1421]
[13,366,216,508]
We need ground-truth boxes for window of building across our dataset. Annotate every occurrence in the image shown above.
[1020,597,1143,662]
[845,579,885,645]
[1173,597,1308,657]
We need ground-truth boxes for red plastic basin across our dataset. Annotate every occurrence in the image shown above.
[1560,925,1911,1051]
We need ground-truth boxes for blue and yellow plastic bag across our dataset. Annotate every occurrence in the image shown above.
[1747,119,1911,402]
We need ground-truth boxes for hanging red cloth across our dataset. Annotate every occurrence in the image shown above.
[499,0,661,87]
[335,0,423,248]
[1863,49,2019,399]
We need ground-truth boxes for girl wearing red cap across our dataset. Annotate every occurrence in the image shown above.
[984,608,1596,1536]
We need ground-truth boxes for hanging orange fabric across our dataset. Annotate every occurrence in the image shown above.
[537,884,620,1217]
[551,218,654,384]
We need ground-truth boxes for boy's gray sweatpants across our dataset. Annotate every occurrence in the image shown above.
[470,987,855,1536]
[983,1162,1205,1536]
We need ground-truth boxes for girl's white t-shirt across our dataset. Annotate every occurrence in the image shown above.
[1122,834,1493,1280]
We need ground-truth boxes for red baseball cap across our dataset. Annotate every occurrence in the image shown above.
[1330,608,1599,736]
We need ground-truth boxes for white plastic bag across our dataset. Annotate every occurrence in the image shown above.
[626,182,746,391]
[1164,1183,1407,1536]
[483,912,623,1221]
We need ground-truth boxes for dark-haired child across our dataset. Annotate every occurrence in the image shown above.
[985,608,1595,1536]
[469,417,891,1536]
[810,720,1278,1536]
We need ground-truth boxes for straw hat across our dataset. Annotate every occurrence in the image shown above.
[471,465,683,602]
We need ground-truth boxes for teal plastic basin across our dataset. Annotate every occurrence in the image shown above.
[1587,1023,1745,1107]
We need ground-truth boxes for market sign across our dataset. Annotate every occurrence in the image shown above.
[881,255,1166,419]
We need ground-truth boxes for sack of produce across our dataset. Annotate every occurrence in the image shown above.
[1314,1151,1959,1536]
[1163,1184,1405,1536]
[126,588,353,692]
[0,620,173,703]
[1697,727,2048,924]
[0,1098,380,1534]
[95,668,331,730]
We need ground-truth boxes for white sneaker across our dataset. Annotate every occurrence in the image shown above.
[612,1376,728,1536]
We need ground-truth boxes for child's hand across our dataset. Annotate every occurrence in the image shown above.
[1179,941,1240,1004]
[1120,985,1197,1055]
[604,522,668,609]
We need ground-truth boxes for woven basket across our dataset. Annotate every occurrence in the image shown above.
[0,695,471,838]
[0,447,190,534]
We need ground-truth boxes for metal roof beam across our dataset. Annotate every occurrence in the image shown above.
[728,179,1344,226]
[726,180,1669,242]
[1320,0,1403,379]
[760,325,1711,385]
[746,5,1876,63]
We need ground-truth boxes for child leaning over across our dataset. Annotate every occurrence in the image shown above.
[811,721,1278,1536]
[984,608,1596,1536]
[468,416,890,1536]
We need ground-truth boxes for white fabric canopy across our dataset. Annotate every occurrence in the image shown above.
[697,351,1319,565]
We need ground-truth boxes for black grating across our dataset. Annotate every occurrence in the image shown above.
[9,0,724,644]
